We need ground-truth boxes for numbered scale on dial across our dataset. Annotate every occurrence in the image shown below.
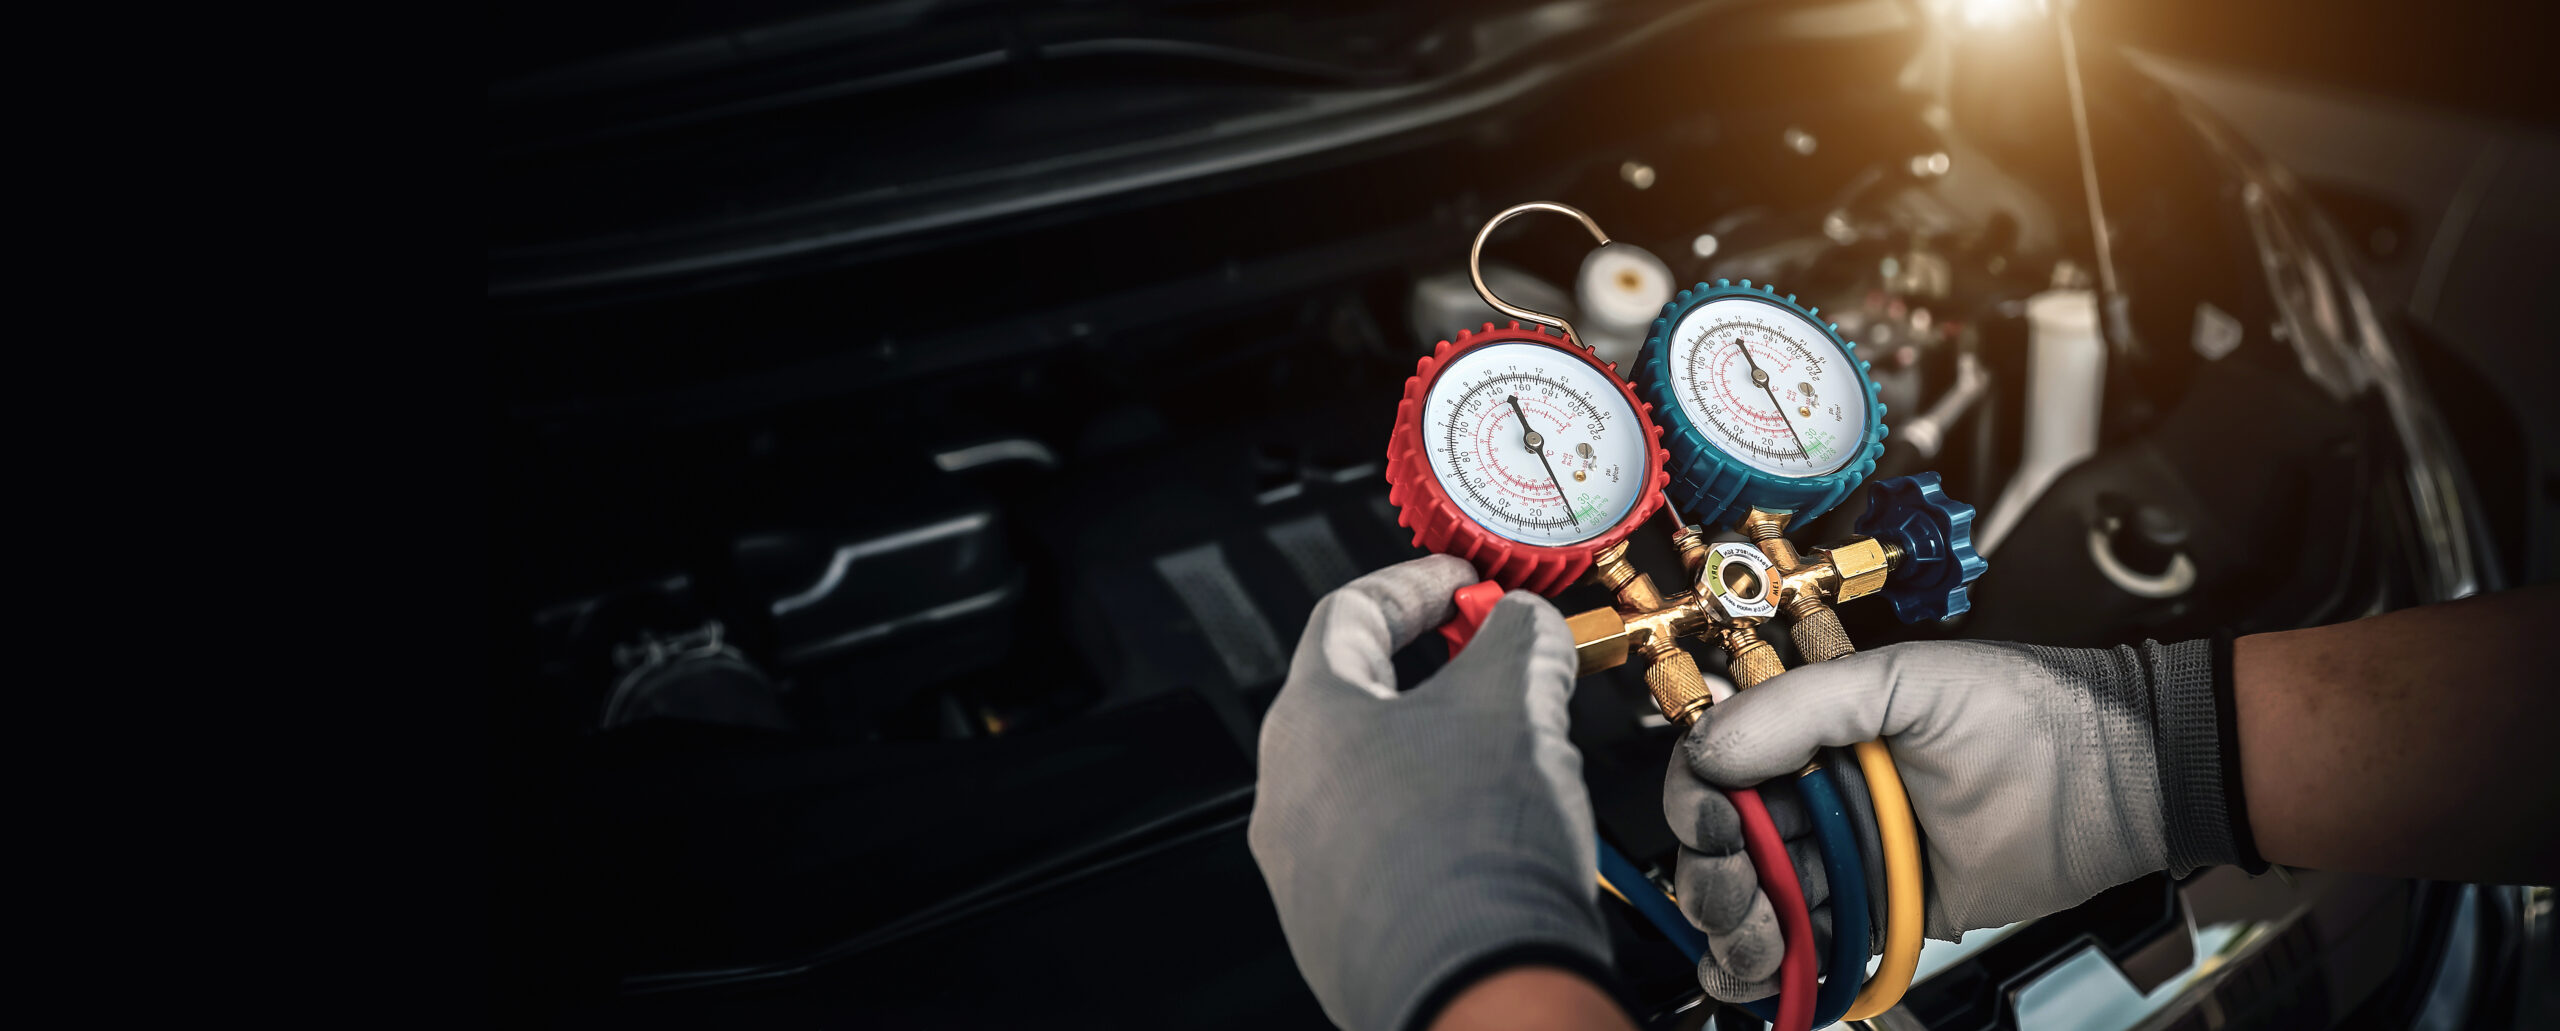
[1386,322,1668,596]
[1422,342,1650,545]
[1661,295,1868,475]
[1640,281,1888,528]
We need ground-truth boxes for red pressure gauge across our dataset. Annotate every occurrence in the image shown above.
[1385,206,1671,646]
[1385,319,1669,603]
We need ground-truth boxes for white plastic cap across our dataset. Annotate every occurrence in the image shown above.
[1577,243,1675,330]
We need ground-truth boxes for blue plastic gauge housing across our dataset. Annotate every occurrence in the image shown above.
[1637,280,1888,528]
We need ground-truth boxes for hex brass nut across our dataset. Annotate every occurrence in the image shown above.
[1566,607,1635,677]
[1827,537,1892,602]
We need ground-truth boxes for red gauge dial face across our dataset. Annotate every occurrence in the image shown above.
[1421,342,1650,546]
[1386,324,1669,596]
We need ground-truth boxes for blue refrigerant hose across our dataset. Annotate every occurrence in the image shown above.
[1595,762,1873,1029]
[1743,765,1870,1028]
[1595,834,1712,961]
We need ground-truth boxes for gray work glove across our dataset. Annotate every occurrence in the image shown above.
[1250,555,1611,1031]
[1661,743,1882,1000]
[1665,638,2258,998]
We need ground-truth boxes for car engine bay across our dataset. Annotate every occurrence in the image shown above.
[490,1,2527,1025]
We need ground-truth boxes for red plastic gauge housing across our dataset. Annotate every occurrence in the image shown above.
[1385,322,1671,596]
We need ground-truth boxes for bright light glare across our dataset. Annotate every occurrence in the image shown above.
[1959,0,2044,29]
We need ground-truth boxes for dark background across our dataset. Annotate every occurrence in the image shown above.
[486,0,2559,1025]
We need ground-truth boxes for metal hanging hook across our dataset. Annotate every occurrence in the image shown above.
[1470,201,1612,349]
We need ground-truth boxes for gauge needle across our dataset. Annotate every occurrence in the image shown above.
[1508,395,1579,527]
[1735,339,1811,458]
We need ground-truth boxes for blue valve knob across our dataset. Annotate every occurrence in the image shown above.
[1853,472,1987,623]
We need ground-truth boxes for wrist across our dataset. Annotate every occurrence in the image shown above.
[1414,950,1632,1031]
[2147,635,2267,875]
[1371,888,1612,1031]
[2212,631,2268,873]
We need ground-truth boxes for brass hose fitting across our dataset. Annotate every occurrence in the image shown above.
[1566,506,1925,691]
[1573,526,1808,725]
[1592,540,1663,612]
[1737,507,1902,611]
[1670,523,1713,578]
[1640,639,1713,726]
[1822,538,1896,604]
[1720,625,1787,689]
[1787,598,1856,663]
[1739,508,1801,563]
[1565,607,1636,677]
[1583,536,1752,727]
[1733,506,1908,664]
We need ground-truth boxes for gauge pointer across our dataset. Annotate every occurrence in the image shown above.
[1735,338,1812,459]
[1508,395,1579,527]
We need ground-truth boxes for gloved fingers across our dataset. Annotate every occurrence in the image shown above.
[1693,905,1837,1004]
[1293,555,1478,700]
[1694,947,1780,1004]
[1672,837,1827,934]
[1662,772,1742,855]
[1673,848,1758,934]
[1699,885,1784,992]
[1419,590,1577,715]
[1662,770,1814,856]
[1680,646,1910,786]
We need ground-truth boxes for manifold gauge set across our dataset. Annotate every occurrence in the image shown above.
[1381,203,1988,1029]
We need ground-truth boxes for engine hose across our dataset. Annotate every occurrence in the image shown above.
[1736,766,1869,1028]
[1842,739,1923,1021]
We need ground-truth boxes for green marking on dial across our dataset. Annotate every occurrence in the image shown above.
[1803,428,1837,461]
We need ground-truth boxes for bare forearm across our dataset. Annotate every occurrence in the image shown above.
[2234,583,2560,883]
[1427,967,1635,1031]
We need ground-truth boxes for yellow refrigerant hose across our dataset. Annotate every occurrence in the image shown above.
[1844,738,1923,1020]
[1787,598,1925,1018]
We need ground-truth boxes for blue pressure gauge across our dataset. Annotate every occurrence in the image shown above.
[1636,280,1888,528]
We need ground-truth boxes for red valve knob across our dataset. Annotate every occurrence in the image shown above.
[1437,580,1508,655]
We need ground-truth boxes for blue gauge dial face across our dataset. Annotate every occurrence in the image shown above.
[1662,296,1866,477]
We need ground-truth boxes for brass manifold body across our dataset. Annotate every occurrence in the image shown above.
[1571,508,1910,726]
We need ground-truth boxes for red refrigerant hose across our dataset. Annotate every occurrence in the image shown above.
[1439,587,1815,1031]
[1729,785,1816,1031]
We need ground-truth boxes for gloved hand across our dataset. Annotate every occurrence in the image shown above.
[1660,743,1881,1000]
[1250,555,1612,1031]
[1663,638,2258,998]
